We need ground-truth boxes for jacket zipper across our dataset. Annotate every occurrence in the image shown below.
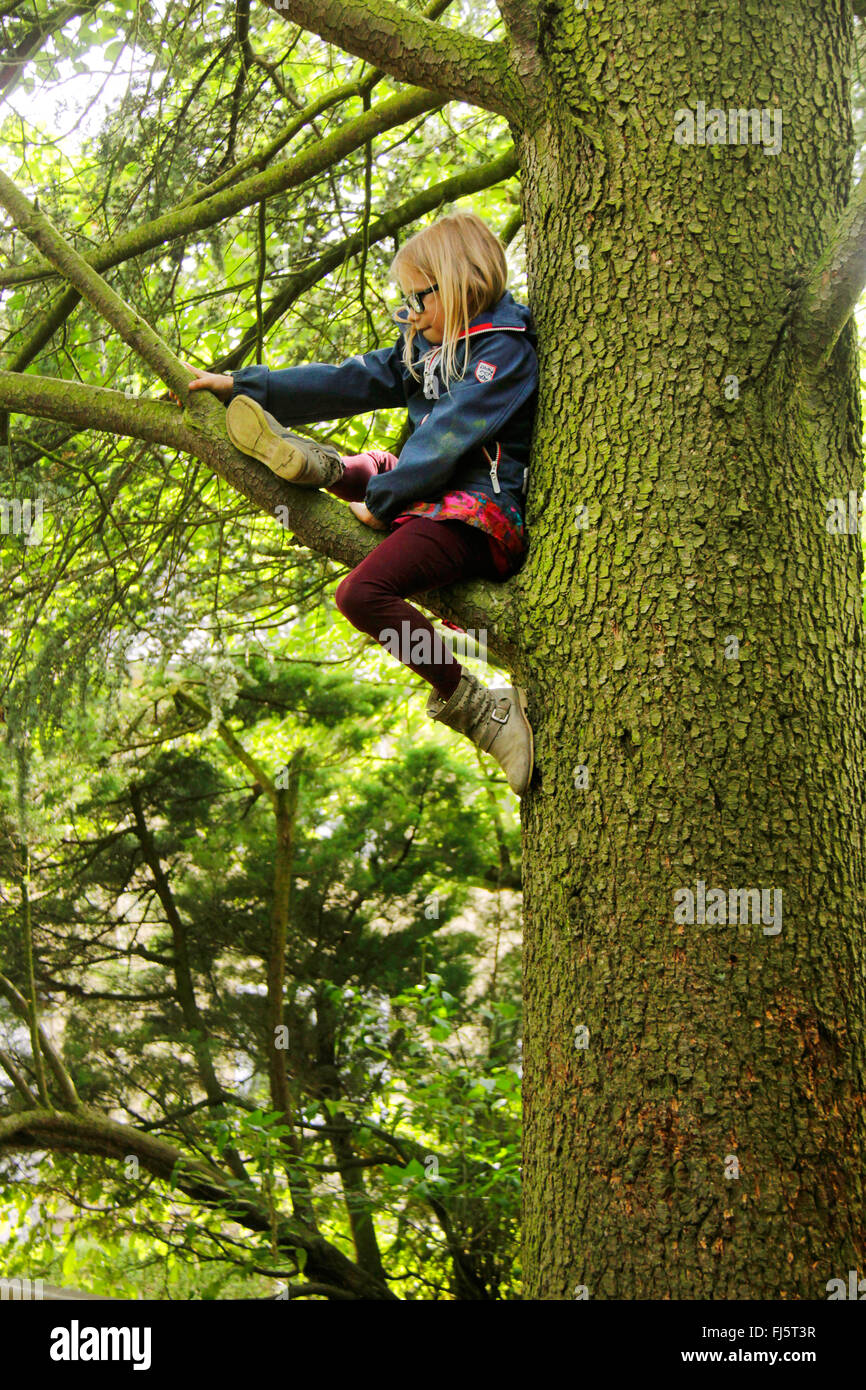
[422,345,442,400]
[482,443,502,494]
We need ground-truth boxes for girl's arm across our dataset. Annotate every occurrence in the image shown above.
[229,340,408,423]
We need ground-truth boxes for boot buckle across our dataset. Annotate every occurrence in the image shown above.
[490,703,510,724]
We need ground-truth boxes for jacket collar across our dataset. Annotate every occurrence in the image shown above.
[466,290,534,334]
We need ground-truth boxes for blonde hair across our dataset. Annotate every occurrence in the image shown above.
[390,211,508,390]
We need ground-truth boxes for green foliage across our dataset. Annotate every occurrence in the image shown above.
[0,0,526,1299]
[0,638,523,1298]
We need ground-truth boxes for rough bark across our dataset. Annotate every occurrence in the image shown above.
[515,1,866,1297]
[260,0,518,118]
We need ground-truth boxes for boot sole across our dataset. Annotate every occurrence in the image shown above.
[225,396,308,482]
[513,687,535,795]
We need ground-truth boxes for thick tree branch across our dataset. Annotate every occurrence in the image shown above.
[260,0,519,119]
[495,0,544,99]
[0,369,393,560]
[0,1107,398,1297]
[0,86,445,289]
[790,165,866,371]
[495,0,537,45]
[0,371,523,666]
[0,371,220,453]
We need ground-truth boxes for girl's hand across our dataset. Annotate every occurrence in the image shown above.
[349,501,388,531]
[168,363,234,406]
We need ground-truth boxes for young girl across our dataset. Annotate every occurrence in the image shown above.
[183,211,537,796]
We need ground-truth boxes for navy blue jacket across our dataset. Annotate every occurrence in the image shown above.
[228,291,538,525]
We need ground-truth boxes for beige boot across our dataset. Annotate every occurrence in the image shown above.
[426,670,534,797]
[226,395,344,487]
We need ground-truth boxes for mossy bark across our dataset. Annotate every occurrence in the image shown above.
[514,3,866,1297]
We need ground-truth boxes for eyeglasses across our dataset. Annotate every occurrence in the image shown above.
[402,283,439,314]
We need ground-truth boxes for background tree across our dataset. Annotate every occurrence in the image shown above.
[1,0,866,1298]
[1,641,523,1299]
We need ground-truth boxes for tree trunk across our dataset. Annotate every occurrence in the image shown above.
[516,4,866,1297]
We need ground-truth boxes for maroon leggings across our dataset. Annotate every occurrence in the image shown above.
[329,452,499,700]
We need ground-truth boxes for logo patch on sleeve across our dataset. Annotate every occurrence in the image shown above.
[474,360,497,383]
